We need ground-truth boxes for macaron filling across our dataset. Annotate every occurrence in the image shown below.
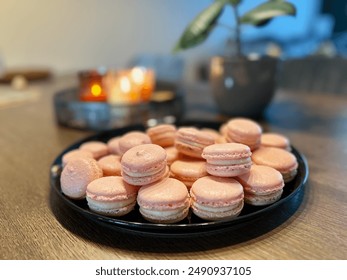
[139,207,189,223]
[122,165,168,186]
[191,200,244,221]
[244,189,283,206]
[122,161,167,177]
[86,197,136,210]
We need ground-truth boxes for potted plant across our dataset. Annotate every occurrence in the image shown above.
[174,0,296,118]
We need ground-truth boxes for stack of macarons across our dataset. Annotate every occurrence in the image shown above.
[59,118,300,223]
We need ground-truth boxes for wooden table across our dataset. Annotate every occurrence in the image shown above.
[0,76,346,260]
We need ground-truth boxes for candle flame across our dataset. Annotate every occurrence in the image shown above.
[91,84,102,97]
[120,77,131,93]
[130,67,145,85]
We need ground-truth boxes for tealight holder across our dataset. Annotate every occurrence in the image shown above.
[105,67,155,105]
[78,69,107,102]
[54,68,183,131]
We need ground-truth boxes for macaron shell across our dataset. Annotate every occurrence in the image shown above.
[176,127,215,146]
[202,143,252,161]
[219,123,228,136]
[281,169,298,183]
[107,137,121,155]
[86,176,138,201]
[121,144,167,173]
[86,176,138,216]
[146,124,176,147]
[237,165,284,194]
[164,146,179,165]
[251,147,298,174]
[122,165,168,186]
[215,135,228,144]
[175,127,215,158]
[121,144,168,185]
[118,131,152,155]
[174,142,204,158]
[190,176,244,207]
[170,159,207,187]
[200,128,221,141]
[226,118,262,149]
[62,149,93,167]
[137,178,190,209]
[261,133,291,150]
[60,157,103,199]
[226,118,262,139]
[237,165,284,206]
[97,154,121,176]
[79,141,109,160]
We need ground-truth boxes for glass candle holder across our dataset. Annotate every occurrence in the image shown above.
[105,67,155,105]
[129,67,155,102]
[79,69,108,102]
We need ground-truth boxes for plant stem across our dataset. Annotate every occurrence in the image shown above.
[231,4,242,57]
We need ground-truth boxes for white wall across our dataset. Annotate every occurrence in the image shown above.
[0,0,220,82]
[0,0,331,81]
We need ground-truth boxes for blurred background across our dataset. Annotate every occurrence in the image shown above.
[0,0,346,88]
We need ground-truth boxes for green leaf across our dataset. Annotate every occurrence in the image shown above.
[229,0,242,6]
[173,1,226,52]
[240,1,296,26]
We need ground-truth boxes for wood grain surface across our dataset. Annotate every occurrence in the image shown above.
[0,76,346,260]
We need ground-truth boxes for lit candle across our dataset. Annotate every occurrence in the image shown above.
[106,71,141,104]
[130,67,155,102]
[104,67,155,105]
[79,70,107,102]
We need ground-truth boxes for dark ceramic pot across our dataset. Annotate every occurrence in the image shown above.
[209,56,278,118]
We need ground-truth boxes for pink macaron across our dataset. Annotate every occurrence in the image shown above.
[118,131,152,155]
[175,127,215,158]
[79,141,109,160]
[107,136,121,155]
[121,144,168,186]
[237,165,285,206]
[170,158,207,189]
[252,147,298,183]
[146,124,177,147]
[61,149,93,167]
[202,143,252,177]
[60,157,103,199]
[226,118,262,150]
[190,176,244,221]
[201,128,221,142]
[261,132,291,151]
[97,154,122,176]
[215,135,228,144]
[86,176,138,216]
[164,146,179,166]
[137,178,190,223]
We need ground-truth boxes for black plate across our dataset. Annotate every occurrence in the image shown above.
[50,120,309,237]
